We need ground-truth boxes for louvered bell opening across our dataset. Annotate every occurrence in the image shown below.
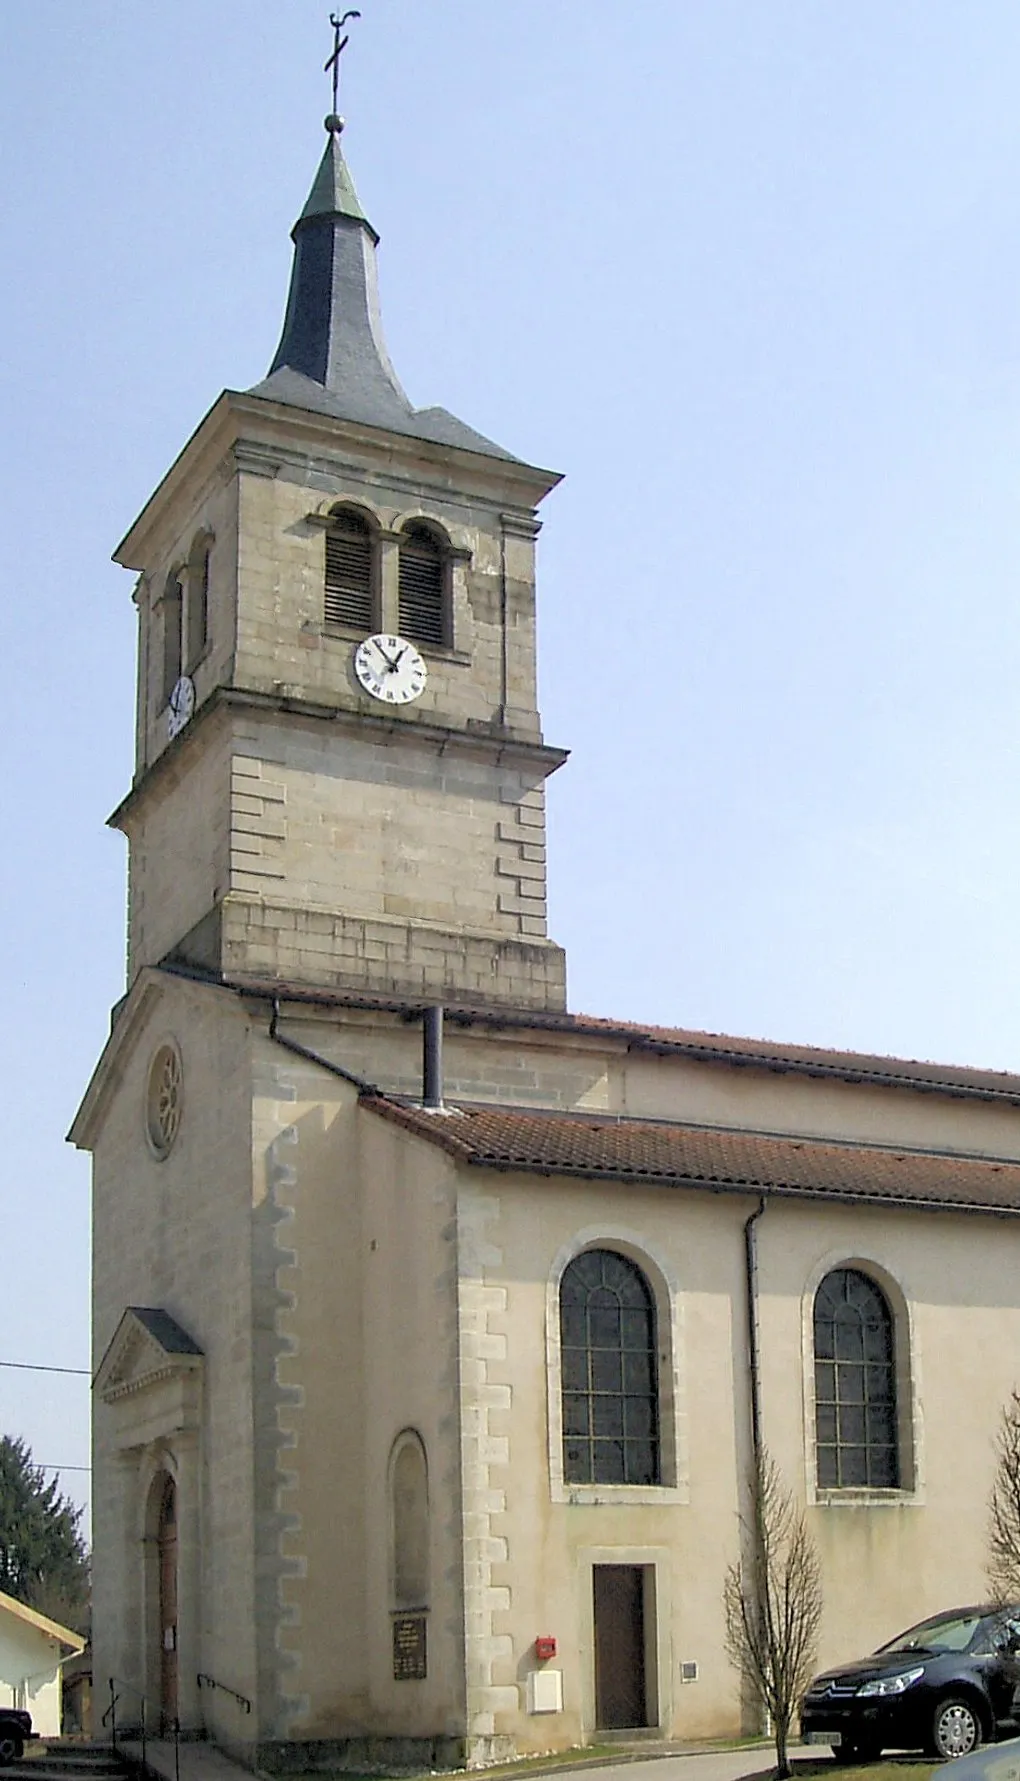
[398,528,446,647]
[325,517,374,630]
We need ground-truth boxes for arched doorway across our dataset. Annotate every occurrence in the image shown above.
[157,1475,178,1726]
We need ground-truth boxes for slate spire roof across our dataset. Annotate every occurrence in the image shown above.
[250,123,515,461]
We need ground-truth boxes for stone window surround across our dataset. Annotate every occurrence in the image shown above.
[152,528,216,715]
[143,1035,184,1162]
[545,1226,689,1507]
[800,1247,924,1508]
[309,500,471,653]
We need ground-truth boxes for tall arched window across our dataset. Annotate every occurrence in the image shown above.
[186,534,211,669]
[398,522,448,647]
[161,572,183,707]
[814,1267,898,1488]
[324,506,376,631]
[560,1249,659,1486]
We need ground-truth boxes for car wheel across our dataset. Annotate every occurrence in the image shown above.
[930,1696,982,1760]
[0,1732,24,1765]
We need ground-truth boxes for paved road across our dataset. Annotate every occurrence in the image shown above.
[127,1736,808,1781]
[560,1750,788,1781]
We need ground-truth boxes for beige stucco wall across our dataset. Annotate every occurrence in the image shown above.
[241,1004,1020,1163]
[431,1159,1020,1752]
[0,1615,68,1737]
[249,1043,467,1749]
[89,974,258,1748]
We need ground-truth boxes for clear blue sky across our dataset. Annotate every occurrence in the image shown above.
[5,2,1020,1526]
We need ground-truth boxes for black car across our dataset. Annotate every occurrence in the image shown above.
[0,1708,34,1765]
[800,1605,1020,1761]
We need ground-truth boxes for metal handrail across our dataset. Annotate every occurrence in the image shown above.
[104,1676,180,1781]
[196,1673,252,1714]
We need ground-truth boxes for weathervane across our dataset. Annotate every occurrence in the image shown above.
[325,10,361,130]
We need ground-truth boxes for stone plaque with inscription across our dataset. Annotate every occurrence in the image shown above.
[392,1614,427,1680]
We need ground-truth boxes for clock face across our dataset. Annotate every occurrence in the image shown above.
[354,634,428,705]
[167,674,196,739]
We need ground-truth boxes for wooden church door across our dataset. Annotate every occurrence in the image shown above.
[593,1565,649,1729]
[157,1476,178,1727]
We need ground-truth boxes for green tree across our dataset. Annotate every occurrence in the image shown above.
[0,1435,89,1632]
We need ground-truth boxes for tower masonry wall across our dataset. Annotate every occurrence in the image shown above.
[120,713,233,980]
[214,710,568,1008]
[137,472,240,777]
[233,463,541,737]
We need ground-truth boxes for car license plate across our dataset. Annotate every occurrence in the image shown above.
[805,1733,839,1746]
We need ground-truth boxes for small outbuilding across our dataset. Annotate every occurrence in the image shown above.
[0,1589,86,1736]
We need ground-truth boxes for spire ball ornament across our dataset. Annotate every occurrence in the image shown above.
[325,114,345,134]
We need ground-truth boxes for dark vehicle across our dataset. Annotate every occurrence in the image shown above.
[0,1708,34,1765]
[801,1606,1020,1762]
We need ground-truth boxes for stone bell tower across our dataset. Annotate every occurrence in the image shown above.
[110,113,568,1012]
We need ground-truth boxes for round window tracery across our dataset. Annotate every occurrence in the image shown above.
[146,1043,183,1158]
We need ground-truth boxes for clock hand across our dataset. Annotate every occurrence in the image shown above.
[373,640,398,671]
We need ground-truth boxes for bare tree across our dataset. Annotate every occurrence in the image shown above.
[724,1447,823,1778]
[987,1389,1020,1602]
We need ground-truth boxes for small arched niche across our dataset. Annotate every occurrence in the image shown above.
[389,1429,430,1611]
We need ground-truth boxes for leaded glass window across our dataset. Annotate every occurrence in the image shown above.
[814,1267,898,1489]
[560,1249,659,1486]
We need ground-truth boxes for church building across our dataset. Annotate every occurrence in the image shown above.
[73,89,1020,1773]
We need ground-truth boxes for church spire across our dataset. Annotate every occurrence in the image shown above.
[258,118,411,419]
[249,23,517,461]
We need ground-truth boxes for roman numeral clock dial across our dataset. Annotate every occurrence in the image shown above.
[354,634,427,705]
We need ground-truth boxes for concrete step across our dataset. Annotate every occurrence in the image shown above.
[12,1765,127,1781]
[13,1771,124,1780]
[26,1752,124,1762]
[9,1769,126,1781]
[13,1751,128,1779]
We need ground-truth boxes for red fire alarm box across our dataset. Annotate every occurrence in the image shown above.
[534,1636,557,1661]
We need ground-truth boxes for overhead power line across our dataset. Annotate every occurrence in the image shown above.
[0,1360,90,1377]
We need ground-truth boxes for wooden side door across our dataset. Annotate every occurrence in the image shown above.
[593,1565,649,1729]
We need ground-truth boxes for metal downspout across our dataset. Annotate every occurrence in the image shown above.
[268,998,379,1093]
[743,1195,767,1465]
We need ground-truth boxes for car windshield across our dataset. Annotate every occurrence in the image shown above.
[878,1614,984,1655]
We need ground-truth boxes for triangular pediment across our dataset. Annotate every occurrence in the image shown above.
[68,965,234,1153]
[95,1306,203,1405]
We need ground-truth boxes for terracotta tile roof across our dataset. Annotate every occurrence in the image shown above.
[361,1100,1020,1216]
[201,969,1020,1105]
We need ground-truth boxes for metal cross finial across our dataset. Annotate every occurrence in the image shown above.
[325,10,361,120]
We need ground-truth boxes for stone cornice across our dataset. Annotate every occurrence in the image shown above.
[115,391,562,572]
[107,684,569,829]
